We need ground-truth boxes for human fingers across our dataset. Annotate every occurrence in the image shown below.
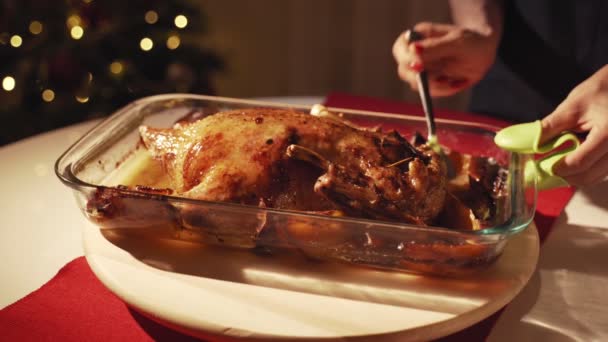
[392,31,423,72]
[395,24,457,70]
[540,105,580,143]
[413,22,455,39]
[415,28,466,64]
[394,25,471,97]
[423,55,472,96]
[392,31,410,64]
[427,74,467,97]
[585,153,608,184]
[559,149,608,186]
[553,127,608,179]
[397,63,419,92]
[398,63,466,97]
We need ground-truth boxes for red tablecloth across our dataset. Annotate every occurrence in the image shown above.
[0,93,575,341]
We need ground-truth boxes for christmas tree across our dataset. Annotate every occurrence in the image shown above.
[0,0,223,145]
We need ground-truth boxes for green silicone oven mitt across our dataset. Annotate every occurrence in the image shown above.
[494,120,580,190]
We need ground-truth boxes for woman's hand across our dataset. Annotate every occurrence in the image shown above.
[541,65,608,186]
[392,22,500,97]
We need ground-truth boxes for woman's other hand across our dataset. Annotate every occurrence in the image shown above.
[541,65,608,186]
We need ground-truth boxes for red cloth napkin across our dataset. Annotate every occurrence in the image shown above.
[0,257,205,342]
[0,93,575,341]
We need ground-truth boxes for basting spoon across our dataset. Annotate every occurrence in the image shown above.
[405,29,455,177]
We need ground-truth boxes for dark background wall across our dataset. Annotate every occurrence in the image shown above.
[0,1,468,145]
[199,0,468,110]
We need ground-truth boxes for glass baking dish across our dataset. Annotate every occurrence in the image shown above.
[55,94,536,276]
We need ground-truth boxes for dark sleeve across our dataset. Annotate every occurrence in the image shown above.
[469,0,608,122]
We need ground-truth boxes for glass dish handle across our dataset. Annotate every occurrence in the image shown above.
[494,120,580,190]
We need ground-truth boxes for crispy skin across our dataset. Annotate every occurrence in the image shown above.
[139,108,447,224]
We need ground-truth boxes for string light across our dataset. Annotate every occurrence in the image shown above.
[87,72,93,82]
[75,95,89,103]
[166,35,180,50]
[109,61,124,75]
[71,26,84,39]
[174,15,188,29]
[145,10,159,24]
[29,21,43,35]
[42,89,55,102]
[2,76,16,91]
[66,15,82,28]
[10,35,23,47]
[140,37,153,51]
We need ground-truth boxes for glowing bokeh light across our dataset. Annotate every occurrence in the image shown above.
[10,35,23,47]
[29,21,43,35]
[109,61,124,74]
[76,95,89,103]
[42,89,55,102]
[66,15,82,28]
[140,37,153,51]
[71,26,84,40]
[145,10,159,24]
[174,15,188,29]
[2,76,16,91]
[166,35,180,50]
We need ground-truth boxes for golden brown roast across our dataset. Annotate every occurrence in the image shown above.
[139,108,447,225]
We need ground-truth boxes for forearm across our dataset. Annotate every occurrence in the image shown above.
[449,0,503,42]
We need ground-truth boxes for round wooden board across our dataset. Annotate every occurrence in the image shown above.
[83,221,539,341]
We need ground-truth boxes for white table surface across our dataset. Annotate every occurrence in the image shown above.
[1,95,607,340]
[488,182,608,341]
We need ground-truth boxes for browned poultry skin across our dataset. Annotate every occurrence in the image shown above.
[139,108,447,224]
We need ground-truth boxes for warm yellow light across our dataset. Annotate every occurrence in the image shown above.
[42,89,55,102]
[140,37,153,51]
[67,15,82,28]
[166,35,180,50]
[75,95,89,103]
[2,76,15,91]
[109,61,124,74]
[83,0,93,3]
[174,15,188,29]
[145,10,159,24]
[70,26,84,40]
[29,21,43,35]
[10,35,22,47]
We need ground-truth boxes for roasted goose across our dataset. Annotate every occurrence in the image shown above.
[139,107,447,225]
[85,105,509,275]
